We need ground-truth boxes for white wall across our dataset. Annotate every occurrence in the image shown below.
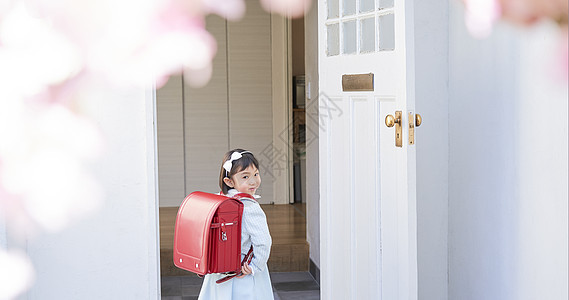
[449,1,568,299]
[415,1,449,299]
[24,88,160,299]
[514,25,568,300]
[304,3,320,270]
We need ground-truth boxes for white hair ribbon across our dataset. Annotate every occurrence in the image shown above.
[223,151,251,175]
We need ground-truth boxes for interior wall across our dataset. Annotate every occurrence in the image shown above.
[448,1,568,299]
[414,0,449,299]
[185,15,229,197]
[25,88,159,299]
[304,3,320,270]
[157,3,276,207]
[226,1,273,201]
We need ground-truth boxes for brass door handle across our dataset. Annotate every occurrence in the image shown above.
[385,114,401,127]
[385,111,402,147]
[385,112,421,147]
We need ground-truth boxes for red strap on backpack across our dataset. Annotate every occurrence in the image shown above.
[215,245,254,284]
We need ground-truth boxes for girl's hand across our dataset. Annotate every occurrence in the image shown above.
[236,262,252,278]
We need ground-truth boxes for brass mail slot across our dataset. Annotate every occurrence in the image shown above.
[342,73,374,92]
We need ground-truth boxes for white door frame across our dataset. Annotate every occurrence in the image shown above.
[148,85,161,298]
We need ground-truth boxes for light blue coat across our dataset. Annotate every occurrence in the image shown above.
[198,189,274,300]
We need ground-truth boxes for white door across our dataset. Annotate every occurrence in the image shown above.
[317,0,417,299]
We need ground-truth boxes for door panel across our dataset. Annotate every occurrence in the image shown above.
[352,97,380,299]
[326,96,351,300]
[379,96,398,300]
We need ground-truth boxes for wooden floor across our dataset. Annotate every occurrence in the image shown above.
[160,203,309,276]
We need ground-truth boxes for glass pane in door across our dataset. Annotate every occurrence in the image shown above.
[327,23,340,56]
[360,17,375,53]
[359,0,374,13]
[378,14,395,50]
[328,0,339,19]
[342,20,357,54]
[378,0,394,9]
[342,0,356,16]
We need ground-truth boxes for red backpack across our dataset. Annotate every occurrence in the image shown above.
[173,191,253,282]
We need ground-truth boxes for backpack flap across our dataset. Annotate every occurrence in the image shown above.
[173,192,227,275]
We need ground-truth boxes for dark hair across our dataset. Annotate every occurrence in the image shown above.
[219,149,260,194]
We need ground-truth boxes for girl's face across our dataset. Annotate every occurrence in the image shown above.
[224,165,261,196]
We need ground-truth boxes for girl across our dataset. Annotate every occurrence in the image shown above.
[198,149,274,300]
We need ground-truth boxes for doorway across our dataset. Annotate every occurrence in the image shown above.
[154,1,315,297]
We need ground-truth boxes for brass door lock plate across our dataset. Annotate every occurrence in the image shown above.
[408,112,422,145]
[409,112,415,145]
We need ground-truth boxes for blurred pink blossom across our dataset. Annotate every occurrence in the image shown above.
[463,0,569,38]
[0,102,103,234]
[498,0,568,26]
[0,3,82,97]
[463,0,501,38]
[16,0,218,89]
[462,0,568,83]
[200,0,246,21]
[260,0,311,18]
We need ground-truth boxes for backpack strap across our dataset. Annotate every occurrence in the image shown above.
[231,193,257,202]
[215,245,254,284]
